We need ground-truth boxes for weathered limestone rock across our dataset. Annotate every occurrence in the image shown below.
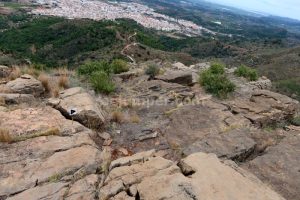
[183,129,257,161]
[156,69,194,86]
[163,103,251,151]
[0,106,85,139]
[227,90,299,127]
[0,145,102,197]
[249,77,272,90]
[100,151,284,200]
[0,106,103,198]
[48,87,106,129]
[6,182,68,200]
[0,65,10,78]
[65,174,99,200]
[6,74,44,96]
[0,93,34,105]
[244,133,300,200]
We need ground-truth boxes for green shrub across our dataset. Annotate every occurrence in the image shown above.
[200,64,235,98]
[234,65,258,81]
[111,59,129,74]
[90,71,115,94]
[291,116,300,126]
[145,64,160,78]
[77,61,111,76]
[210,62,225,74]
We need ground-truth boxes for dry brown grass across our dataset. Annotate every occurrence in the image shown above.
[111,111,125,123]
[58,75,69,89]
[130,113,141,123]
[0,85,12,93]
[22,66,41,78]
[38,73,50,92]
[0,96,6,106]
[0,128,12,143]
[8,67,21,81]
[0,127,60,143]
[51,85,60,98]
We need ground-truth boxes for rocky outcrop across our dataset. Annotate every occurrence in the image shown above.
[183,128,257,162]
[5,74,44,96]
[227,90,299,127]
[244,133,300,200]
[100,151,284,200]
[0,106,103,199]
[0,93,34,105]
[163,102,252,158]
[156,69,194,86]
[48,87,106,129]
[0,65,10,78]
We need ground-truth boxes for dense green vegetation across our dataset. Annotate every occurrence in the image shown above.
[234,65,258,81]
[0,17,118,67]
[90,71,116,94]
[77,59,128,94]
[199,63,235,98]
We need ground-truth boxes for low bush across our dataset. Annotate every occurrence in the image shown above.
[234,65,258,81]
[111,59,129,74]
[77,61,111,76]
[145,64,160,78]
[90,71,115,94]
[291,116,300,126]
[210,62,225,74]
[200,64,235,98]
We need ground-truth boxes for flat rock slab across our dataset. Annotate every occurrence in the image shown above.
[0,106,103,199]
[6,74,44,96]
[244,133,300,200]
[163,102,250,148]
[48,87,106,129]
[227,90,299,127]
[183,129,257,162]
[0,106,85,139]
[156,69,194,86]
[0,93,34,105]
[101,151,284,200]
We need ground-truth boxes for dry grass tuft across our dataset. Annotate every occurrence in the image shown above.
[0,85,12,93]
[22,66,40,78]
[51,85,60,98]
[38,73,50,92]
[8,67,21,81]
[0,96,6,106]
[111,111,125,123]
[58,75,69,89]
[130,113,141,123]
[0,128,12,143]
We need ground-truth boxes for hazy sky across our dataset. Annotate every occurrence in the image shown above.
[205,0,300,20]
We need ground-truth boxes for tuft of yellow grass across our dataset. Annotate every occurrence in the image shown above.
[51,85,60,98]
[130,113,140,123]
[0,128,12,143]
[58,75,69,89]
[111,111,125,123]
[38,73,50,92]
[8,67,21,81]
[0,96,6,106]
[22,66,40,78]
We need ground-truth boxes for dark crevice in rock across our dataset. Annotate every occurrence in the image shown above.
[135,191,140,200]
[177,161,196,177]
